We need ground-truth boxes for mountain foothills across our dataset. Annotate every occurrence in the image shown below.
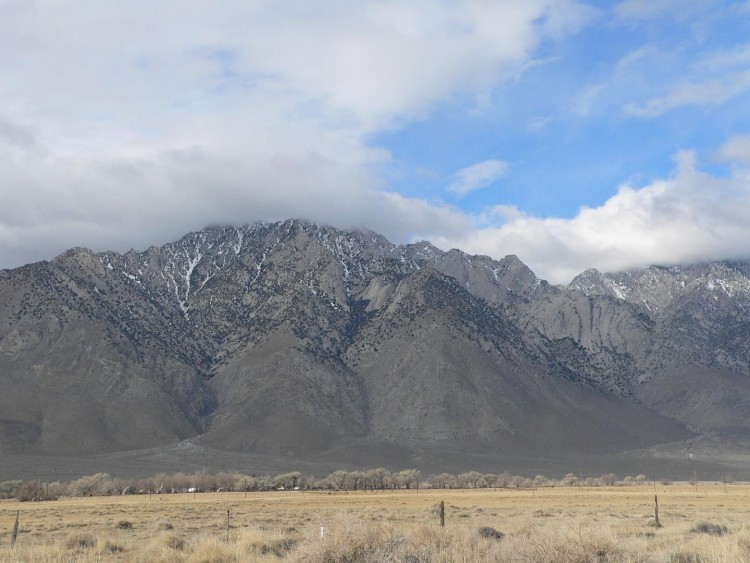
[1,220,749,473]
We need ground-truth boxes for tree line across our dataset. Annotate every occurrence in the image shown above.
[0,469,666,501]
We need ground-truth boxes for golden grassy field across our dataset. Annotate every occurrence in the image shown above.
[1,484,749,562]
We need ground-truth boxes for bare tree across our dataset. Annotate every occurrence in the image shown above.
[16,481,55,502]
[495,472,511,488]
[429,473,455,489]
[328,470,348,490]
[397,469,421,489]
[69,473,110,497]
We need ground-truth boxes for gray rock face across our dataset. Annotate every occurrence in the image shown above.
[0,219,746,466]
[566,261,750,430]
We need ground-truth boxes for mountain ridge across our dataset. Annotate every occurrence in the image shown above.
[1,219,749,474]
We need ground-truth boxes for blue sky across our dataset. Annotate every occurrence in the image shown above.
[380,0,750,215]
[1,0,750,282]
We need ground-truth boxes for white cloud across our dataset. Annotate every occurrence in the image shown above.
[0,141,471,267]
[527,115,554,131]
[626,70,750,118]
[433,146,750,284]
[571,45,662,117]
[717,134,750,168]
[572,36,750,122]
[0,0,591,267]
[447,159,510,196]
[693,43,750,73]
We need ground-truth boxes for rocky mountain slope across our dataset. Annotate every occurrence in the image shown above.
[1,220,748,470]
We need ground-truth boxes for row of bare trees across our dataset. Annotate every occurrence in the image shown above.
[0,469,424,500]
[3,468,707,501]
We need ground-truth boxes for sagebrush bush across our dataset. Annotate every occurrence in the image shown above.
[478,526,504,540]
[691,522,729,536]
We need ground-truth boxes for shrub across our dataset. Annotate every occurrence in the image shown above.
[691,522,729,536]
[0,480,22,499]
[478,526,504,540]
[100,541,125,553]
[65,533,95,550]
[253,538,296,557]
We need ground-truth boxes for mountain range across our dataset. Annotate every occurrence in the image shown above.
[2,220,749,478]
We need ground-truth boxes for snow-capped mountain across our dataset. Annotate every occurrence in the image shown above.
[1,220,749,473]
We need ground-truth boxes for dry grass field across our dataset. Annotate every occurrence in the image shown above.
[1,484,750,562]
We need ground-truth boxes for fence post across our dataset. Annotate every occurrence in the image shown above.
[654,495,661,528]
[440,501,445,527]
[11,510,19,547]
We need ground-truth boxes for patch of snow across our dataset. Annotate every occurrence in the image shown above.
[608,281,627,300]
[182,250,202,305]
[233,227,244,254]
[250,252,267,286]
[199,271,215,292]
[716,279,735,297]
[487,266,500,282]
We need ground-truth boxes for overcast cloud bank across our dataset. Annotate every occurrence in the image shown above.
[1,1,750,284]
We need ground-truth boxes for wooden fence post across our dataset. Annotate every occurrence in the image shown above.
[439,501,445,527]
[654,495,661,528]
[11,510,19,547]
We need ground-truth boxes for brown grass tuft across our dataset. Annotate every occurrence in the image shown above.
[98,539,126,553]
[160,532,186,550]
[65,532,96,550]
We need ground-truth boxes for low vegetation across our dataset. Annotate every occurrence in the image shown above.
[1,480,748,562]
[1,469,666,500]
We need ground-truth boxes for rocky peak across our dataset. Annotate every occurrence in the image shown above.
[570,261,750,313]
